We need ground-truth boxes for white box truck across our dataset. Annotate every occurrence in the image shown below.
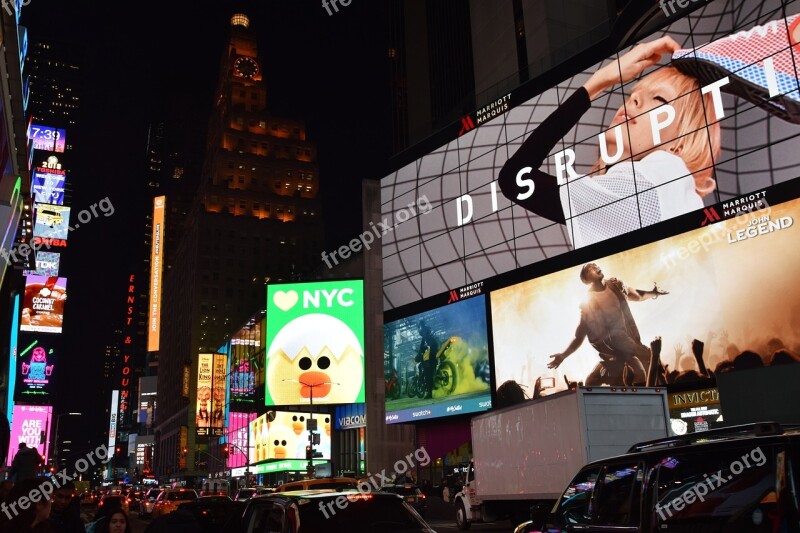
[454,386,670,529]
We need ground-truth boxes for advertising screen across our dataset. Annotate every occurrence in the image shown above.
[138,376,157,425]
[6,405,52,467]
[108,390,119,450]
[20,275,67,334]
[668,387,724,434]
[148,196,165,351]
[13,336,58,401]
[491,194,800,398]
[227,412,256,468]
[380,1,800,310]
[248,410,331,464]
[6,295,20,421]
[265,280,364,406]
[384,295,492,424]
[22,251,61,277]
[31,168,66,205]
[29,124,66,152]
[33,203,70,240]
[196,353,227,436]
[229,321,261,401]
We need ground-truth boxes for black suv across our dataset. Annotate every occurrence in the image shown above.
[239,489,435,532]
[516,422,800,532]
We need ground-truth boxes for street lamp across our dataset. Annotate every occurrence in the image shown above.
[282,379,338,474]
[51,412,82,472]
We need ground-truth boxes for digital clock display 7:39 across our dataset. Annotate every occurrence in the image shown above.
[29,125,67,153]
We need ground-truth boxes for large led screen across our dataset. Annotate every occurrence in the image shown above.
[227,412,257,468]
[22,251,60,278]
[29,124,66,153]
[13,336,58,401]
[265,280,364,406]
[31,168,66,205]
[6,405,52,467]
[249,410,331,464]
[384,295,491,424]
[20,275,67,333]
[33,203,70,240]
[229,321,261,402]
[196,353,227,436]
[380,1,800,310]
[491,194,800,397]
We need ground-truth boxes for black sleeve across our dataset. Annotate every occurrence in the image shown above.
[497,87,591,224]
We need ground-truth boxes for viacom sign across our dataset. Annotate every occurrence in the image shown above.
[334,404,366,430]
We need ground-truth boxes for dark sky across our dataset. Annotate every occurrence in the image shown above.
[19,0,391,443]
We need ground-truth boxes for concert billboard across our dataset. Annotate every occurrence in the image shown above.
[265,280,364,406]
[384,295,492,424]
[491,194,800,397]
[380,1,800,310]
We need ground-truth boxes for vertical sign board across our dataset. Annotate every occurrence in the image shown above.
[6,294,20,422]
[6,405,52,466]
[148,196,165,351]
[108,390,120,451]
[118,274,136,428]
[196,353,227,436]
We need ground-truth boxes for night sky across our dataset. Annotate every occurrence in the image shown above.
[19,0,392,443]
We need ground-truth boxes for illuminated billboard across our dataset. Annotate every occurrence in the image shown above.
[6,405,52,467]
[33,203,70,240]
[384,295,492,424]
[20,275,67,333]
[229,320,261,401]
[265,280,364,406]
[249,410,331,464]
[29,124,66,152]
[138,376,157,426]
[148,196,165,351]
[22,251,60,277]
[13,336,58,401]
[31,168,66,205]
[227,412,256,468]
[196,353,227,436]
[380,3,800,310]
[108,390,119,451]
[491,194,800,397]
[6,294,20,421]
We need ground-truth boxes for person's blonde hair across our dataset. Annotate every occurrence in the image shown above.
[594,66,722,197]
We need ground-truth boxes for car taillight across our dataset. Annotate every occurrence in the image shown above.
[419,494,426,499]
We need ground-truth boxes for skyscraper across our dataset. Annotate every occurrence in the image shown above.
[154,13,324,478]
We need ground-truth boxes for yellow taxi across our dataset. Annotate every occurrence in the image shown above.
[151,488,198,518]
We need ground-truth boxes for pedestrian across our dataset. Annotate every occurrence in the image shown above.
[98,509,131,533]
[0,477,55,532]
[9,442,44,483]
[47,481,85,533]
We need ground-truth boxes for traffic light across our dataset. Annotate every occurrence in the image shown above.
[305,445,312,461]
[182,447,188,456]
[222,445,229,457]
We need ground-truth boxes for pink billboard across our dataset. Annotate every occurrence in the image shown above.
[227,412,256,468]
[7,404,52,467]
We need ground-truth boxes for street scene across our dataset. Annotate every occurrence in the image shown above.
[2,0,800,532]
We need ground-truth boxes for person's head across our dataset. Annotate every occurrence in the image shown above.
[17,441,27,449]
[733,350,764,370]
[103,509,131,533]
[600,66,721,196]
[5,477,53,529]
[579,262,604,285]
[769,350,800,366]
[52,480,76,512]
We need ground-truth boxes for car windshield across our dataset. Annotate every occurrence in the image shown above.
[297,495,427,531]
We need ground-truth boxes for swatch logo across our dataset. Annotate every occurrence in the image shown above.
[700,207,721,226]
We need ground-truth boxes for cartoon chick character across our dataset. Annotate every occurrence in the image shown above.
[266,314,364,405]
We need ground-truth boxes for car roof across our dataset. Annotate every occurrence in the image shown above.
[582,421,800,469]
[251,489,399,501]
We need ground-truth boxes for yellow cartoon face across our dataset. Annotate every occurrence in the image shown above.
[267,424,296,460]
[290,414,307,435]
[266,314,364,405]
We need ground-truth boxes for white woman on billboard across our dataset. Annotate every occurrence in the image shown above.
[498,36,722,249]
